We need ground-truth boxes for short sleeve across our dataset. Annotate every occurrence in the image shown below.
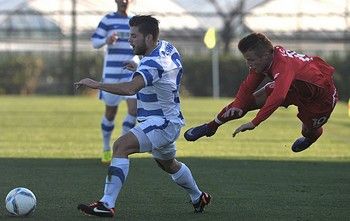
[136,60,164,86]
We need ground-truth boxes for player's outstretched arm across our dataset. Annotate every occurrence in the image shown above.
[74,75,145,96]
[74,78,100,90]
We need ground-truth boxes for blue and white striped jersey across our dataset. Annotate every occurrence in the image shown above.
[135,40,185,125]
[91,12,136,82]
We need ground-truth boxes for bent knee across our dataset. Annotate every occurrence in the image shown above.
[112,139,122,153]
[112,133,140,157]
[112,138,130,157]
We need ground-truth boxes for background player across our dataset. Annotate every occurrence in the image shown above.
[75,15,211,217]
[184,32,337,153]
[91,0,139,163]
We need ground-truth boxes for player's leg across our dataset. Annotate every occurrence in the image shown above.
[121,97,137,135]
[292,110,331,152]
[184,82,273,141]
[77,132,140,217]
[126,118,210,212]
[100,91,122,163]
[102,117,170,208]
[292,124,323,153]
[154,157,211,213]
[101,105,117,163]
[100,132,139,207]
[290,81,338,152]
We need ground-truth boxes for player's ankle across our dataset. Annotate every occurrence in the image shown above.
[210,119,221,129]
[207,120,219,135]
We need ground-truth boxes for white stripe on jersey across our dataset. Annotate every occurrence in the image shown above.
[134,40,184,125]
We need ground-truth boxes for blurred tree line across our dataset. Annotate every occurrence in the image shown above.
[0,52,349,101]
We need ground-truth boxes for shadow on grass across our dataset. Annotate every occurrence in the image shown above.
[0,158,349,221]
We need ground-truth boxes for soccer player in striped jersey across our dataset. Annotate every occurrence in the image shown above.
[75,15,211,217]
[184,33,338,153]
[91,0,139,164]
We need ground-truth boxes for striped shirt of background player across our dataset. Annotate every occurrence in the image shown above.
[91,12,134,81]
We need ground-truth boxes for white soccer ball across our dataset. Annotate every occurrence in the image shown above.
[5,187,37,216]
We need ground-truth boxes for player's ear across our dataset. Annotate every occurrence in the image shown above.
[145,34,151,41]
[145,34,154,44]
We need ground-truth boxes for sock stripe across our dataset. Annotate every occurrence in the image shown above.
[108,166,125,184]
[122,121,135,128]
[102,123,114,132]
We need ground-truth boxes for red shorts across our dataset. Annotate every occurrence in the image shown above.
[296,108,334,129]
[264,81,337,129]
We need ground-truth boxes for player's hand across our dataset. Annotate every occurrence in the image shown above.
[232,122,255,138]
[106,33,118,45]
[123,60,138,71]
[74,78,100,90]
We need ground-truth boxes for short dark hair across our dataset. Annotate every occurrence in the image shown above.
[129,15,159,40]
[238,32,273,55]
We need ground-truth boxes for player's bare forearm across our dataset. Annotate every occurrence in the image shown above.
[74,78,100,90]
[74,75,145,96]
[99,82,137,96]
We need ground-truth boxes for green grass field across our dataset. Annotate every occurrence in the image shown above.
[0,95,349,221]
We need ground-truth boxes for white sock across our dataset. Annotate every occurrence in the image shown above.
[121,113,136,135]
[100,158,129,209]
[101,116,114,151]
[171,163,202,203]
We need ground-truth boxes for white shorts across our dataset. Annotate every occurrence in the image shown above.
[130,118,182,160]
[99,90,136,107]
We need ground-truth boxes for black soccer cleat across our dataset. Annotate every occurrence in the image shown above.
[184,124,215,141]
[193,192,211,213]
[77,201,115,217]
[291,137,312,152]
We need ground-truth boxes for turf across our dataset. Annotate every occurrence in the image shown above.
[0,95,349,220]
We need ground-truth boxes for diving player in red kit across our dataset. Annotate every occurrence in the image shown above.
[184,32,338,152]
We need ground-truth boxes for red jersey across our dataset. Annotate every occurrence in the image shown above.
[234,46,336,126]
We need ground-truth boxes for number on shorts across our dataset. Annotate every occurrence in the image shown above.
[312,116,328,127]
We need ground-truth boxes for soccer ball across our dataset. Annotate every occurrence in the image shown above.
[5,187,37,216]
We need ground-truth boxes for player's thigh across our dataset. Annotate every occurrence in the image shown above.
[129,118,181,160]
[297,108,333,130]
[113,132,140,157]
